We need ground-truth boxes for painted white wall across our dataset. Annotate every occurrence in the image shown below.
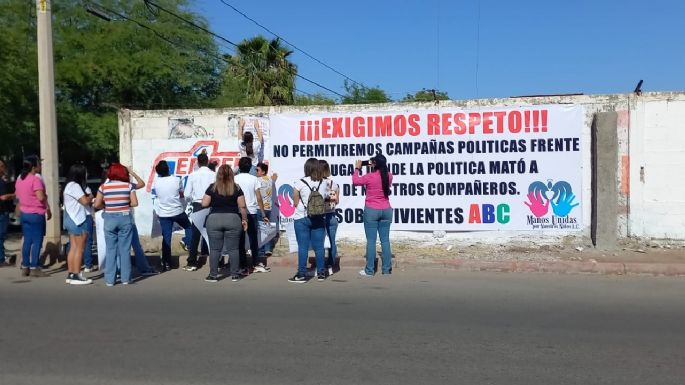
[119,92,685,244]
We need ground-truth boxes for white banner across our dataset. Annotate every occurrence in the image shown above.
[267,105,583,231]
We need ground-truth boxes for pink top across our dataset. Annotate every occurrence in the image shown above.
[15,174,48,215]
[352,170,393,210]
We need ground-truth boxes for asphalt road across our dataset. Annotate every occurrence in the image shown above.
[1,267,684,385]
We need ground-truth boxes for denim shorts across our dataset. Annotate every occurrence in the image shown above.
[63,213,88,236]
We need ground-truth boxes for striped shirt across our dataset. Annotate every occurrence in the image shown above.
[98,181,135,213]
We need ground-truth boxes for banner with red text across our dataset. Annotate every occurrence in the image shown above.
[267,105,583,231]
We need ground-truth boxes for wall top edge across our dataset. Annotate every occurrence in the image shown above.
[121,91,685,117]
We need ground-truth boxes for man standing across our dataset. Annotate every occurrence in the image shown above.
[0,159,15,267]
[234,157,270,273]
[182,152,215,271]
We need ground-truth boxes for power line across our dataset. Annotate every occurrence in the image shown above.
[217,0,366,89]
[143,0,345,99]
[86,2,319,102]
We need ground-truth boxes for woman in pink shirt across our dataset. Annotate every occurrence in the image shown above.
[353,153,393,276]
[14,155,51,277]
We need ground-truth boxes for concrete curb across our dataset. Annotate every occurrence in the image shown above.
[266,255,685,276]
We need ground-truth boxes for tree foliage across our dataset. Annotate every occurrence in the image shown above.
[401,88,449,102]
[341,80,391,105]
[1,0,224,170]
[294,93,337,106]
[227,36,296,106]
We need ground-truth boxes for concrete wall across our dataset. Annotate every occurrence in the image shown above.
[118,91,685,246]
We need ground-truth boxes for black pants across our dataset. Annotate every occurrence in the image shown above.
[239,213,260,268]
[187,202,209,266]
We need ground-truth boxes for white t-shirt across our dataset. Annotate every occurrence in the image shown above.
[63,182,88,225]
[293,177,330,220]
[239,140,262,166]
[184,166,216,202]
[152,176,184,217]
[84,186,93,216]
[234,173,260,214]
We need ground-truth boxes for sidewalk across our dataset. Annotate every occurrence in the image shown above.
[3,232,685,276]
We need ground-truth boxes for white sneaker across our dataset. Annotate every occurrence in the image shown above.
[328,267,334,276]
[359,270,373,277]
[253,263,271,273]
[83,266,98,273]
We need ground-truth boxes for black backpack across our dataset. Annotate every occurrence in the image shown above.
[300,179,325,217]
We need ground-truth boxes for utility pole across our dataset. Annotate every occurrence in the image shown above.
[36,0,61,261]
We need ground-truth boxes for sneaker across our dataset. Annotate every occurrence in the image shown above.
[68,273,93,285]
[288,275,307,283]
[359,269,374,277]
[160,263,171,272]
[83,266,98,273]
[141,269,160,276]
[230,275,240,282]
[30,268,50,278]
[265,251,273,257]
[317,273,326,281]
[106,283,114,287]
[183,265,198,272]
[327,267,334,277]
[253,263,271,273]
[204,275,219,283]
[21,267,30,277]
[122,281,130,285]
[238,268,250,277]
[179,240,188,251]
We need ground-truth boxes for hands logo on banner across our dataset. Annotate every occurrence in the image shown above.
[525,180,579,217]
[278,184,296,217]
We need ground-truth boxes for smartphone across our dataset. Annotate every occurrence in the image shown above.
[360,160,370,167]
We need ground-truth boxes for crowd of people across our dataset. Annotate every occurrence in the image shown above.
[0,130,395,285]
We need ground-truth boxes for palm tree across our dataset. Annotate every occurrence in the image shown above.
[229,36,296,106]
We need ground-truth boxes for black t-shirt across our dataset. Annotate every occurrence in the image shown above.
[0,178,12,213]
[205,183,244,214]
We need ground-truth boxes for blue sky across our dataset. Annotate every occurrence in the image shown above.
[192,0,685,102]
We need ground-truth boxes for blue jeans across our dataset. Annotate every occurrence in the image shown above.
[158,212,192,265]
[20,212,45,269]
[256,209,272,256]
[103,212,133,285]
[294,216,325,276]
[0,212,8,260]
[83,215,94,268]
[131,224,152,272]
[363,207,393,275]
[325,213,338,268]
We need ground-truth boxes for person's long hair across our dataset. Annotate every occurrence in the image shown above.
[372,154,391,198]
[319,159,331,179]
[243,131,255,157]
[303,158,322,181]
[213,164,238,196]
[67,164,87,190]
[20,155,40,179]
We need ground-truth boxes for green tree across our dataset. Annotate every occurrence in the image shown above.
[294,93,337,106]
[401,88,449,102]
[227,36,296,106]
[0,0,225,169]
[341,80,391,104]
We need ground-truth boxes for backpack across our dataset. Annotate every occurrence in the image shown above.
[300,179,325,217]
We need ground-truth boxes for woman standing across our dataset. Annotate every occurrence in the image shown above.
[353,153,393,276]
[152,160,192,271]
[14,155,51,277]
[202,165,248,282]
[238,118,263,175]
[319,160,340,276]
[288,158,329,283]
[94,163,137,286]
[62,164,93,285]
